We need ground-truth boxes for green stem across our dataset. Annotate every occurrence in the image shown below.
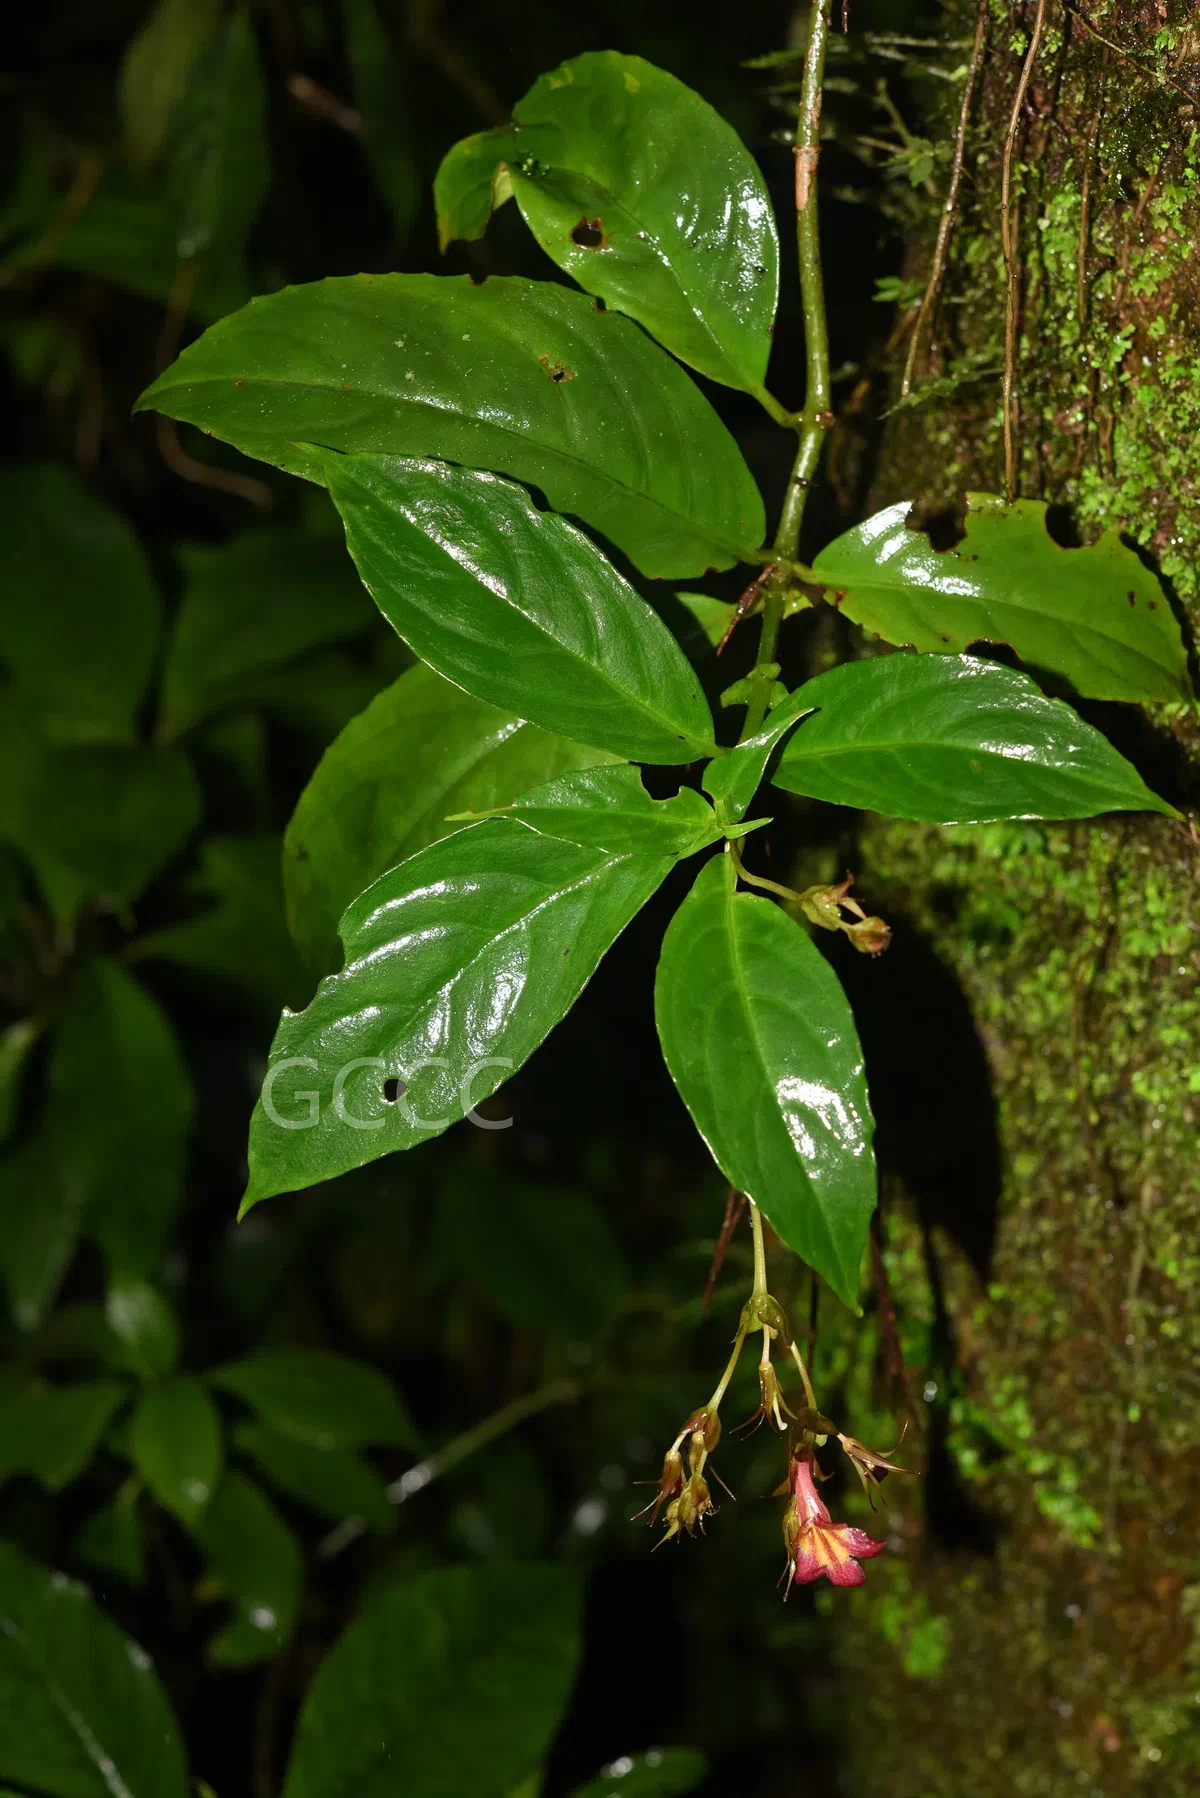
[707,1313,752,1412]
[789,1337,819,1412]
[748,1197,770,1303]
[741,0,832,741]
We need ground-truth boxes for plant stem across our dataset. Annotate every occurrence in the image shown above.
[742,0,833,740]
[707,1314,751,1411]
[789,1337,819,1412]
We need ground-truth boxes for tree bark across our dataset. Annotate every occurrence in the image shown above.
[831,6,1200,1791]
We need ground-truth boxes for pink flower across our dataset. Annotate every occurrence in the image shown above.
[781,1455,885,1593]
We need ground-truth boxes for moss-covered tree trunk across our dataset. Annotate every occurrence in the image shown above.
[832,5,1200,1791]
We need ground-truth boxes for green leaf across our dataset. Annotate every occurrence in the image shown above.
[243,816,682,1207]
[0,1381,128,1491]
[772,654,1178,821]
[130,1378,223,1527]
[211,1348,415,1451]
[438,1163,630,1340]
[105,1279,182,1380]
[0,1541,189,1798]
[284,662,618,974]
[233,1419,395,1533]
[568,1748,708,1798]
[467,765,723,857]
[0,463,160,746]
[192,1471,301,1667]
[0,1017,40,1148]
[674,592,737,654]
[654,855,875,1305]
[450,52,780,393]
[159,531,375,738]
[136,274,765,578]
[119,0,224,169]
[434,130,516,248]
[281,1563,582,1798]
[130,835,312,1019]
[812,494,1192,703]
[53,959,194,1283]
[0,962,192,1323]
[702,687,813,823]
[343,0,420,243]
[163,4,268,267]
[76,1481,147,1587]
[5,736,201,927]
[318,453,719,764]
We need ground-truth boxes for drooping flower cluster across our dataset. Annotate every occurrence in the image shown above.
[637,1202,915,1594]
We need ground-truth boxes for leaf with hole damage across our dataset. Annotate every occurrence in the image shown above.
[318,453,718,764]
[136,274,765,577]
[242,782,703,1208]
[282,1563,581,1798]
[436,52,778,394]
[654,855,875,1306]
[812,494,1191,703]
[283,661,621,975]
[772,653,1178,821]
[0,1541,189,1798]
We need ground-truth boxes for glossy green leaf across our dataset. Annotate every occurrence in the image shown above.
[812,494,1191,703]
[192,1472,301,1667]
[440,52,779,392]
[130,834,312,1019]
[464,765,722,856]
[343,0,420,243]
[568,1748,708,1798]
[702,686,813,823]
[0,1381,127,1491]
[0,1541,189,1798]
[76,1480,147,1587]
[319,453,719,764]
[438,1164,630,1340]
[211,1348,415,1451]
[282,1563,582,1798]
[136,274,766,578]
[130,1378,223,1526]
[772,654,1177,821]
[654,855,875,1305]
[105,1279,181,1380]
[243,815,684,1207]
[234,1420,396,1533]
[284,661,620,973]
[159,531,375,737]
[119,0,224,168]
[163,5,268,266]
[0,463,160,746]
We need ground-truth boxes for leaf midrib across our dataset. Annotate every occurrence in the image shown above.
[0,1611,139,1798]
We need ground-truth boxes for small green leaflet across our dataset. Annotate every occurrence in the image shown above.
[233,1420,396,1534]
[283,662,620,975]
[243,774,712,1209]
[654,855,875,1307]
[136,273,766,578]
[192,1472,301,1667]
[771,654,1178,822]
[210,1348,415,1451]
[317,453,719,764]
[568,1748,708,1798]
[702,686,813,823]
[130,1377,223,1527]
[812,494,1191,704]
[436,52,779,394]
